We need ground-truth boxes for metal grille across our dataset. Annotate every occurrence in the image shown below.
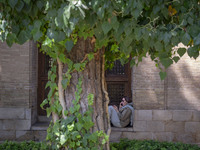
[107,84,125,105]
[44,55,51,75]
[107,60,125,75]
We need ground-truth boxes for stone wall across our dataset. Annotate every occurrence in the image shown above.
[0,42,38,141]
[110,110,200,145]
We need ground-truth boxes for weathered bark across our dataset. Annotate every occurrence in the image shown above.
[51,97,59,123]
[64,38,111,149]
[57,58,67,119]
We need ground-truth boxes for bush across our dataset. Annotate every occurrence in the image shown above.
[110,139,200,150]
[0,141,50,150]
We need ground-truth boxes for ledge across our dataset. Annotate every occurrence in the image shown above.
[31,122,134,132]
[31,122,49,131]
[111,127,134,132]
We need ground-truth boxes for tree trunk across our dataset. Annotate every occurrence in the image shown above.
[64,38,111,149]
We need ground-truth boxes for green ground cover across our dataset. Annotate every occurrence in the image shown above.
[110,139,200,150]
[0,139,200,150]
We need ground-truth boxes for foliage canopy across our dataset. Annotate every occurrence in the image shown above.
[0,0,200,79]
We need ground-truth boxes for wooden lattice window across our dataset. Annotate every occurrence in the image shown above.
[106,60,131,106]
[106,60,125,75]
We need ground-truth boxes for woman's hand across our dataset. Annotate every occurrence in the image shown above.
[119,102,123,108]
[112,105,119,112]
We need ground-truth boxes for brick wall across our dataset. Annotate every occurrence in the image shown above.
[167,54,200,110]
[128,44,200,146]
[0,42,30,107]
[132,49,200,110]
[0,41,37,141]
[132,57,165,109]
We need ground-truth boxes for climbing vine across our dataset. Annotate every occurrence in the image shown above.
[46,78,108,150]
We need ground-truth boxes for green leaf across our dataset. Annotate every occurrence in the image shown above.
[23,0,30,4]
[6,33,16,47]
[177,48,186,57]
[34,20,41,29]
[88,53,94,61]
[36,1,43,10]
[64,110,68,116]
[102,21,112,35]
[72,131,79,140]
[181,32,191,46]
[40,99,48,109]
[61,79,68,89]
[87,93,94,106]
[64,6,71,19]
[97,7,104,19]
[60,135,67,145]
[51,74,57,82]
[65,40,74,52]
[70,142,75,148]
[154,41,163,51]
[187,46,199,59]
[58,53,66,63]
[63,6,71,27]
[45,81,51,89]
[159,71,167,80]
[65,116,75,125]
[193,33,200,46]
[172,56,180,63]
[16,0,24,12]
[110,16,117,26]
[18,30,29,44]
[74,63,81,71]
[33,30,43,41]
[130,59,135,67]
[124,35,132,47]
[163,32,171,44]
[112,20,119,31]
[134,28,142,41]
[132,9,140,19]
[78,7,85,18]
[43,37,52,47]
[8,0,18,8]
[187,17,194,25]
[70,107,75,114]
[66,58,73,70]
[102,139,106,145]
[76,123,83,131]
[160,58,173,68]
[46,107,52,117]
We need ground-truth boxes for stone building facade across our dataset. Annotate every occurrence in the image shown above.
[111,50,200,145]
[0,42,200,145]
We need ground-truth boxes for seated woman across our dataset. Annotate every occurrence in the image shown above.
[108,97,134,128]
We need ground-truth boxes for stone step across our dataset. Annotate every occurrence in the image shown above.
[31,122,49,131]
[37,116,51,122]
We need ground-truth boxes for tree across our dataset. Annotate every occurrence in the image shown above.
[0,0,200,149]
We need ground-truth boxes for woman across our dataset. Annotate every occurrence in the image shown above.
[108,97,134,128]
